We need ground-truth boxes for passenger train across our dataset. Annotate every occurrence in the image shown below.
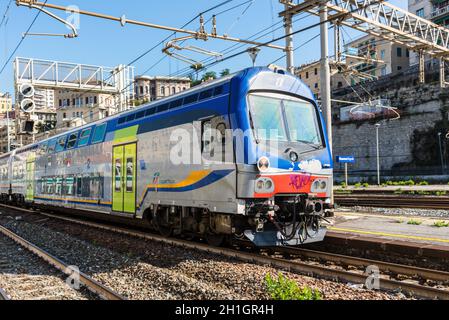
[0,67,333,246]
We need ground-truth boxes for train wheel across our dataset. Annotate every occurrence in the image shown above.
[205,233,225,247]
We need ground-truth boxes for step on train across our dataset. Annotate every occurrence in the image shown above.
[0,67,333,247]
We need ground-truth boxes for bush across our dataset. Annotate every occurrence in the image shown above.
[265,273,322,300]
[362,183,369,188]
[433,221,449,228]
[407,219,422,225]
[418,181,429,186]
[354,182,362,188]
[340,182,347,188]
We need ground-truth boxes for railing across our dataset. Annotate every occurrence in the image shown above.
[431,4,449,19]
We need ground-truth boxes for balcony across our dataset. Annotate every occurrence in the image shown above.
[431,5,449,21]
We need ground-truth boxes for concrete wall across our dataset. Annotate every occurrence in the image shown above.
[331,65,449,183]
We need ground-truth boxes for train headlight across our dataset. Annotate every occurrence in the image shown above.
[311,179,328,192]
[289,151,299,162]
[257,156,270,172]
[255,177,275,193]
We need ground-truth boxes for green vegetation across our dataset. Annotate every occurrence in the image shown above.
[418,181,429,186]
[265,273,322,300]
[340,182,347,188]
[385,180,416,186]
[407,219,422,225]
[354,182,362,188]
[433,221,449,228]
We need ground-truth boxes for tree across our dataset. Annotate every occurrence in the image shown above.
[201,71,217,82]
[220,68,230,77]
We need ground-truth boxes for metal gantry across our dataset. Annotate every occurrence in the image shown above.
[280,0,449,86]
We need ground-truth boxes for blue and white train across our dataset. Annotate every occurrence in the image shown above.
[0,67,333,246]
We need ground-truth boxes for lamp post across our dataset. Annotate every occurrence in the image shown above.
[375,123,381,185]
[437,132,444,175]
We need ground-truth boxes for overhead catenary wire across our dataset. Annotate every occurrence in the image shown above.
[0,0,49,76]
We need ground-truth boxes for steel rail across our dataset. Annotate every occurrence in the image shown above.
[279,246,449,283]
[335,194,449,210]
[0,204,447,299]
[0,288,10,300]
[0,224,126,300]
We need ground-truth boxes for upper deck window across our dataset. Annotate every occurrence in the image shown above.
[55,136,67,152]
[47,139,57,153]
[92,123,107,144]
[199,89,213,100]
[66,132,79,149]
[78,128,92,147]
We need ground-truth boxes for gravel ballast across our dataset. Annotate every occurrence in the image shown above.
[0,210,406,300]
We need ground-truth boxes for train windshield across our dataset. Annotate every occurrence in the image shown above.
[248,92,323,150]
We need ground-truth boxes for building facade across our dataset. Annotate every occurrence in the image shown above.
[0,93,12,114]
[55,89,115,128]
[408,0,449,64]
[295,61,346,96]
[0,116,15,154]
[134,76,191,102]
[344,35,410,83]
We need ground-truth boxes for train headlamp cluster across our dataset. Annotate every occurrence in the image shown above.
[255,177,275,193]
[257,156,270,172]
[311,179,328,192]
[289,151,299,162]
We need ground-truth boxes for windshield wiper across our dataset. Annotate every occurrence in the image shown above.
[295,139,322,151]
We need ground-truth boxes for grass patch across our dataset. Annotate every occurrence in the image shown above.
[265,273,322,300]
[407,219,422,225]
[433,221,449,228]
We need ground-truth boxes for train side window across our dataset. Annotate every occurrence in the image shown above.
[76,176,82,196]
[199,89,213,101]
[78,128,92,147]
[55,136,67,152]
[213,86,223,96]
[157,104,169,112]
[64,176,75,196]
[184,94,198,105]
[81,176,90,198]
[169,99,183,109]
[201,120,213,155]
[47,177,55,194]
[92,123,107,144]
[118,117,126,125]
[135,110,145,120]
[145,108,156,117]
[126,158,134,192]
[55,177,63,195]
[47,139,57,153]
[66,133,79,149]
[126,113,136,122]
[114,159,122,192]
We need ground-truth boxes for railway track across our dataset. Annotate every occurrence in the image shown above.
[334,194,449,210]
[0,204,447,300]
[0,223,125,300]
[0,288,10,300]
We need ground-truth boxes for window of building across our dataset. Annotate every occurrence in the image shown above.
[140,86,144,94]
[381,66,387,76]
[306,72,309,79]
[94,96,97,104]
[59,99,62,107]
[161,86,165,96]
[406,49,409,58]
[397,66,402,71]
[338,81,343,88]
[314,83,318,88]
[397,47,402,57]
[314,68,317,75]
[416,8,424,18]
[172,87,176,95]
[91,123,107,144]
[380,49,385,60]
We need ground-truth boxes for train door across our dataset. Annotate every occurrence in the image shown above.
[112,143,137,214]
[25,160,35,201]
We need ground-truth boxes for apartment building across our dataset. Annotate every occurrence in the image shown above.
[0,93,12,114]
[134,76,191,102]
[55,90,115,127]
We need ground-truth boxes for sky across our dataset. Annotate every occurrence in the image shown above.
[0,0,408,96]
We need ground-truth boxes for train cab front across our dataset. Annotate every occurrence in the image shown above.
[233,72,333,247]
